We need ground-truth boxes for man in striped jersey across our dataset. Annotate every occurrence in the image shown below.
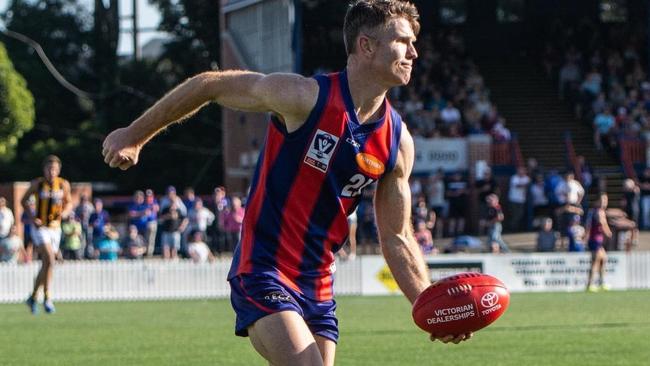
[102,1,471,364]
[22,155,72,314]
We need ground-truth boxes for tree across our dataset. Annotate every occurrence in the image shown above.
[0,42,35,162]
[0,0,95,180]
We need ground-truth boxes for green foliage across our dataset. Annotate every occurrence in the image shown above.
[0,42,34,162]
[0,0,94,180]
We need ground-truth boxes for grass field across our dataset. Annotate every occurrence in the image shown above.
[2,291,649,365]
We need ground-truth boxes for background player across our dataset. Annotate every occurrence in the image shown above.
[22,155,72,314]
[102,1,471,364]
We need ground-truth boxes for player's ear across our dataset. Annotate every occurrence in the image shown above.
[358,34,375,57]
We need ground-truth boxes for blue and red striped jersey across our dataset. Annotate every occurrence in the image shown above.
[228,70,403,301]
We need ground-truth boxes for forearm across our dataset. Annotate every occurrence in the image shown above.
[381,233,430,304]
[128,70,267,145]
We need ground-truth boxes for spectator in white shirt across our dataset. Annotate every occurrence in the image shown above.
[440,101,461,125]
[507,167,530,231]
[555,171,585,206]
[187,230,214,263]
[0,197,14,240]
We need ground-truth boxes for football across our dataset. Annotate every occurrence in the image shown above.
[412,272,510,337]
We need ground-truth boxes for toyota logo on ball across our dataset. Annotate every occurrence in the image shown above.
[480,292,499,308]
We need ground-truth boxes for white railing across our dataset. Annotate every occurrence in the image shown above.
[1,252,649,304]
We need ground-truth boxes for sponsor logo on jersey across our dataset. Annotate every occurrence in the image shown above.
[264,291,293,304]
[305,129,339,172]
[355,153,385,176]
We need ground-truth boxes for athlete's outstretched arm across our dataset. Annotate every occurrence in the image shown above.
[374,126,430,304]
[102,70,318,169]
[375,126,472,344]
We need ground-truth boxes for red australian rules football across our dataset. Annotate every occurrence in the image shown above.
[412,272,509,337]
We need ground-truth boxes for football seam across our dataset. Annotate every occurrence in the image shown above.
[412,284,508,315]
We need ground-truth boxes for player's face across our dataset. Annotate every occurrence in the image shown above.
[44,162,61,181]
[370,17,418,86]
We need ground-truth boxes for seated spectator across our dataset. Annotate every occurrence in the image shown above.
[61,213,83,260]
[567,214,586,252]
[536,218,558,252]
[187,230,215,263]
[0,225,24,263]
[122,225,146,260]
[96,225,121,261]
[485,194,509,253]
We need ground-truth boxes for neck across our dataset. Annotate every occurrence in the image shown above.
[346,60,389,124]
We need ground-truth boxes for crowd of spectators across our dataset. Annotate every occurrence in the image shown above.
[0,185,245,264]
[388,30,511,142]
[541,19,650,152]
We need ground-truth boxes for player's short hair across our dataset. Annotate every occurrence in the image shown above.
[344,0,420,55]
[42,154,61,167]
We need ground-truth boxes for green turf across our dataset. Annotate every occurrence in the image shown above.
[1,291,649,365]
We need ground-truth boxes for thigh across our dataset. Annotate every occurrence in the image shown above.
[248,311,324,366]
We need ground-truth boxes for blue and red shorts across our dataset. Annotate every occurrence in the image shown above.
[229,272,339,343]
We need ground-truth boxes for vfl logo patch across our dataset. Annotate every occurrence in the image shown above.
[304,129,339,172]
